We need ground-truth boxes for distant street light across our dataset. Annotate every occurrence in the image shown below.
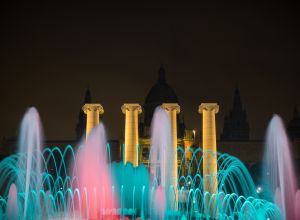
[193,129,196,143]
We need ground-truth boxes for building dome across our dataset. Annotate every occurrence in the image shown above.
[145,67,178,104]
[142,67,180,128]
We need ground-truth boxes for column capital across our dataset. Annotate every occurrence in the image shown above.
[121,103,142,114]
[82,103,104,114]
[198,103,219,114]
[161,103,180,114]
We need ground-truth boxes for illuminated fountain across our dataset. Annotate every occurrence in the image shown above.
[262,115,300,219]
[0,105,285,219]
[73,124,118,219]
[149,107,176,219]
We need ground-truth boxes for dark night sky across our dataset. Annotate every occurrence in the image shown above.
[0,1,299,141]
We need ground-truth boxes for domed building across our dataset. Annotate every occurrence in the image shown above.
[137,67,194,167]
[139,66,185,138]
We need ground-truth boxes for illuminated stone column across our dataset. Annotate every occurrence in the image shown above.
[83,104,104,138]
[198,103,219,195]
[121,103,142,167]
[161,103,180,196]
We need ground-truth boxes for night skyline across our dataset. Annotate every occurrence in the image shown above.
[0,1,299,141]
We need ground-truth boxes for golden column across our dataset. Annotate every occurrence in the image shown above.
[83,104,104,138]
[198,103,219,195]
[121,103,142,167]
[161,103,180,192]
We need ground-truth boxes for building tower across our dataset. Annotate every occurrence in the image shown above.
[122,103,142,166]
[221,87,250,141]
